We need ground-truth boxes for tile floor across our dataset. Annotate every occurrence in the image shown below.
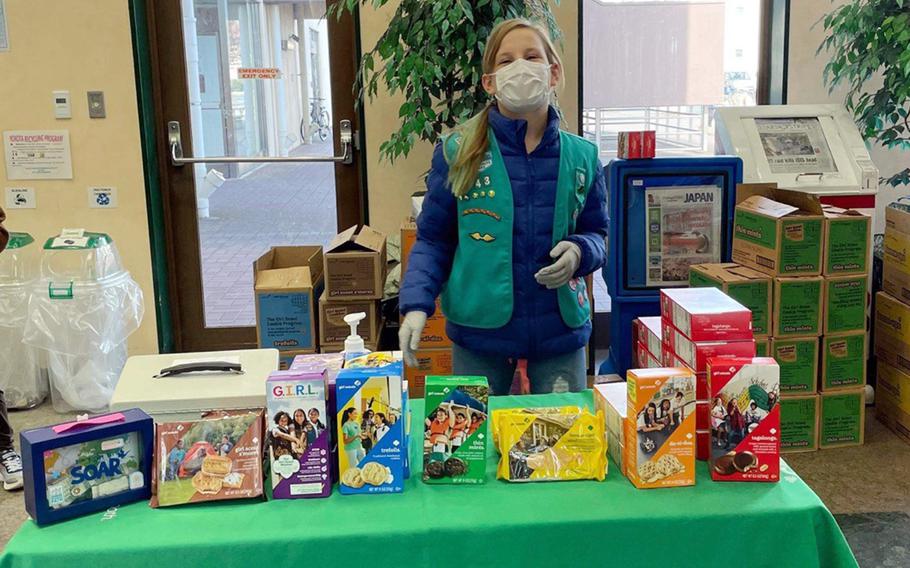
[1,401,908,566]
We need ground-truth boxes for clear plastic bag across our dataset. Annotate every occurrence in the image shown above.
[0,283,47,409]
[24,273,144,412]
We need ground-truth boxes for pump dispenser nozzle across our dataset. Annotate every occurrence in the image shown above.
[343,312,368,355]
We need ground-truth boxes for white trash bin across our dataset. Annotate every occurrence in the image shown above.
[0,233,47,409]
[24,231,144,413]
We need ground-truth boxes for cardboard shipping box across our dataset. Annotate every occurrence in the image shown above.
[823,275,868,335]
[689,263,773,336]
[819,389,866,449]
[772,336,819,394]
[755,336,770,358]
[823,206,871,276]
[400,217,417,276]
[324,225,387,300]
[780,395,819,453]
[254,246,324,352]
[821,332,867,391]
[318,296,381,346]
[404,348,453,398]
[874,292,910,376]
[773,276,823,337]
[732,184,824,277]
[419,298,451,349]
[882,204,910,302]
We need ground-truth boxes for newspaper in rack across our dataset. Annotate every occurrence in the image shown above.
[755,118,837,174]
[645,185,722,287]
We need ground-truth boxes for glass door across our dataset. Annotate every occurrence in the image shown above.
[149,0,364,351]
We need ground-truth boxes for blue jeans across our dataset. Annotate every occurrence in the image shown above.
[452,344,587,396]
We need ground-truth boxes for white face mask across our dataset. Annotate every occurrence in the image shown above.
[493,58,552,114]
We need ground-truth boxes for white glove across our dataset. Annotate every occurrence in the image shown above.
[534,241,582,289]
[399,311,428,367]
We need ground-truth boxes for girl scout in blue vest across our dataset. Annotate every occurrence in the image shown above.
[399,18,608,396]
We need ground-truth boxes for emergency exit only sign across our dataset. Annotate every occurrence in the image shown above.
[237,68,281,80]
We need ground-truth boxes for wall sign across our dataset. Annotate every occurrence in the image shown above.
[237,67,281,79]
[3,130,73,180]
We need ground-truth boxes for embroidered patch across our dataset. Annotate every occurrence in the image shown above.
[462,208,501,221]
[469,232,496,242]
[576,169,586,189]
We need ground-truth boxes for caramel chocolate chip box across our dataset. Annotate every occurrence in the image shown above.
[707,357,780,482]
[152,409,264,507]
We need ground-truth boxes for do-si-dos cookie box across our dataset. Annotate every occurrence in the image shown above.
[336,353,406,494]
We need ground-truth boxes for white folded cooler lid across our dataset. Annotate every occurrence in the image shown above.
[110,349,279,421]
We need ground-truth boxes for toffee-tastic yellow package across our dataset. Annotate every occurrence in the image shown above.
[493,407,606,482]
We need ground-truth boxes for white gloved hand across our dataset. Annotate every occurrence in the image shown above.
[534,241,582,289]
[399,311,428,367]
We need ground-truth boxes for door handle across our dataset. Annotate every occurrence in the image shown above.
[168,119,353,166]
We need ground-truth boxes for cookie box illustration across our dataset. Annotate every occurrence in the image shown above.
[22,408,153,526]
[152,409,265,507]
[267,370,330,499]
[423,375,489,484]
[707,357,780,482]
[336,360,405,494]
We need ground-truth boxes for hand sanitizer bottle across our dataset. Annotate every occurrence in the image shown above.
[342,312,370,363]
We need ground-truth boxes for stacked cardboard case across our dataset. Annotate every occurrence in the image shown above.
[876,203,910,442]
[730,185,869,452]
[319,226,387,356]
[658,287,755,461]
[401,218,453,397]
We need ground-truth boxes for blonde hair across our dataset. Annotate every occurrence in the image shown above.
[447,18,563,198]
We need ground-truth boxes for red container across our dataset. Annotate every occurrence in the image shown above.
[696,430,710,461]
[618,131,643,159]
[696,400,710,430]
[662,346,709,399]
[660,288,753,342]
[642,130,656,158]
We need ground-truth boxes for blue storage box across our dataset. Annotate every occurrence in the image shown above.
[21,408,153,526]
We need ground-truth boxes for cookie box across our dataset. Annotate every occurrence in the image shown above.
[660,287,753,341]
[336,359,405,494]
[22,409,153,526]
[423,376,489,484]
[780,395,819,453]
[266,370,331,499]
[662,319,755,373]
[624,368,696,489]
[152,409,265,507]
[707,357,780,482]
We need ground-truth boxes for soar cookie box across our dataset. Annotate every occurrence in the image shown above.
[707,357,780,482]
[22,409,153,526]
[336,355,405,494]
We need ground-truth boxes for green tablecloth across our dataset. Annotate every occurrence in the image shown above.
[1,392,857,568]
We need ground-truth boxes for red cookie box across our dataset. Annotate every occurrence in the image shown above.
[696,430,710,461]
[660,288,753,342]
[662,319,756,373]
[618,130,656,159]
[637,316,662,359]
[707,357,780,483]
[636,342,661,369]
[661,348,708,399]
[696,400,709,431]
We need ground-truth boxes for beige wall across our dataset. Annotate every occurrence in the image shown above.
[361,1,580,237]
[788,0,909,233]
[0,0,158,355]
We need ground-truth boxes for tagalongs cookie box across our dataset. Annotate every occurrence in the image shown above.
[152,409,264,507]
[707,357,780,482]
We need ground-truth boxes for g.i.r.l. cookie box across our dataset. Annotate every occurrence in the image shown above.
[22,408,154,526]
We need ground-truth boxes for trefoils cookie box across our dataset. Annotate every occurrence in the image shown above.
[335,356,405,494]
[423,375,489,484]
[707,357,780,482]
[624,367,696,489]
[22,409,153,526]
[266,370,330,499]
